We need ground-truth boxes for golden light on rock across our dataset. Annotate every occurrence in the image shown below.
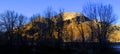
[13,12,120,42]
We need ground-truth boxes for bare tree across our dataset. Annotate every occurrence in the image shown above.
[44,7,55,40]
[44,7,55,18]
[18,14,26,27]
[82,3,116,43]
[17,14,26,35]
[56,9,64,42]
[74,15,85,42]
[0,10,21,45]
[83,4,97,42]
[0,10,27,45]
[0,11,18,39]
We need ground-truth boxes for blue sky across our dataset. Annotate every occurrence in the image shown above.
[0,0,120,23]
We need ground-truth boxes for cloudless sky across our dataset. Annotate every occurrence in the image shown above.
[0,0,120,23]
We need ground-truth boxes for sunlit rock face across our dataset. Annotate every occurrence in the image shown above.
[15,12,120,42]
[109,24,120,42]
[16,12,92,41]
[62,12,83,20]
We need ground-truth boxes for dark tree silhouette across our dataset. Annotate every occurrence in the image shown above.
[44,7,55,40]
[74,16,85,42]
[17,14,26,35]
[0,10,19,44]
[0,10,27,45]
[56,9,64,42]
[16,14,26,45]
[82,3,117,43]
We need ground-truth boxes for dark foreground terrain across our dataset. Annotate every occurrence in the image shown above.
[0,42,119,54]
